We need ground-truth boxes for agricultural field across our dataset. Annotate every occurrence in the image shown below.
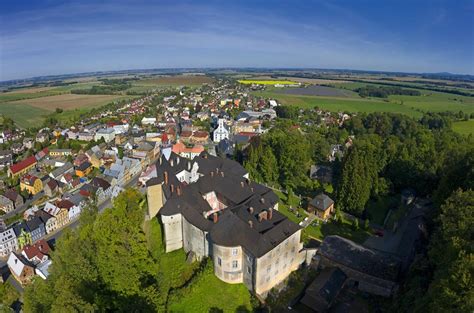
[8,94,126,111]
[0,93,130,128]
[274,85,357,97]
[137,75,214,86]
[254,81,474,117]
[238,79,299,85]
[254,90,422,117]
[452,119,474,135]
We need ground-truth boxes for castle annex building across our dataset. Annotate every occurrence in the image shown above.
[147,151,304,296]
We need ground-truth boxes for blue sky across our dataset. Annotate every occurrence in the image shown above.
[1,0,473,81]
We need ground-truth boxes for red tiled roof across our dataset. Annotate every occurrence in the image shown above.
[9,156,37,174]
[22,239,51,260]
[56,199,74,209]
[237,132,258,137]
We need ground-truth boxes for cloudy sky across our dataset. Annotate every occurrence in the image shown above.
[1,0,473,80]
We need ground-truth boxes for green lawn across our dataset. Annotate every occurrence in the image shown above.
[274,190,370,244]
[144,218,254,312]
[452,119,474,135]
[168,260,254,313]
[303,219,370,244]
[365,195,399,225]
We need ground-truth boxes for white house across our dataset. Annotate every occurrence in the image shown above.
[0,228,18,258]
[94,128,116,143]
[213,119,230,143]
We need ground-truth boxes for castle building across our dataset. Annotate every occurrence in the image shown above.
[147,152,304,296]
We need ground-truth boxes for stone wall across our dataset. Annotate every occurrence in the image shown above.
[162,213,183,252]
[182,217,209,259]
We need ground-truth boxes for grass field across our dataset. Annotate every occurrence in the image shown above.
[0,103,49,128]
[239,79,299,85]
[452,119,474,135]
[0,94,130,128]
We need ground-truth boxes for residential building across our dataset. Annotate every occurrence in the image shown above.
[43,202,69,229]
[20,174,43,195]
[94,128,116,143]
[0,150,13,169]
[4,189,24,209]
[7,253,35,285]
[44,179,59,197]
[36,208,58,234]
[308,193,335,220]
[13,222,32,250]
[76,161,93,177]
[141,117,157,125]
[25,217,46,243]
[0,228,18,257]
[8,155,37,178]
[49,162,74,180]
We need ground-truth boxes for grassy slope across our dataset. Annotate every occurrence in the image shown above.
[144,218,253,312]
[0,102,49,128]
[452,119,474,135]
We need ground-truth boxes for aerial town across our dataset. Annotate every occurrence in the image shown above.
[0,74,449,312]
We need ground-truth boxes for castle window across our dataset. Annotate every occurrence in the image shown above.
[247,266,251,274]
[218,257,222,266]
[232,248,238,256]
[232,260,238,268]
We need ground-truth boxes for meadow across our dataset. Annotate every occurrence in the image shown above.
[452,120,474,135]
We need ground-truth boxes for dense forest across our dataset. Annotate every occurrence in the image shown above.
[241,108,473,312]
[71,79,132,95]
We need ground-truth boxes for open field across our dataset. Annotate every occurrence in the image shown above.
[452,120,474,135]
[255,90,423,117]
[277,76,351,84]
[138,75,214,86]
[238,79,299,85]
[255,82,474,117]
[0,93,131,128]
[274,85,357,97]
[0,103,48,128]
[2,86,57,94]
[7,94,127,111]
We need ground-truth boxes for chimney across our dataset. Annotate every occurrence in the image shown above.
[170,159,174,167]
[213,213,218,223]
[170,184,174,193]
[251,187,254,193]
[164,171,169,185]
[241,181,244,188]
[258,211,268,222]
[221,171,224,177]
[268,208,273,220]
[177,186,182,196]
[260,197,265,204]
[248,220,253,228]
[248,207,254,214]
[188,161,191,170]
[177,157,180,165]
[211,171,214,177]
